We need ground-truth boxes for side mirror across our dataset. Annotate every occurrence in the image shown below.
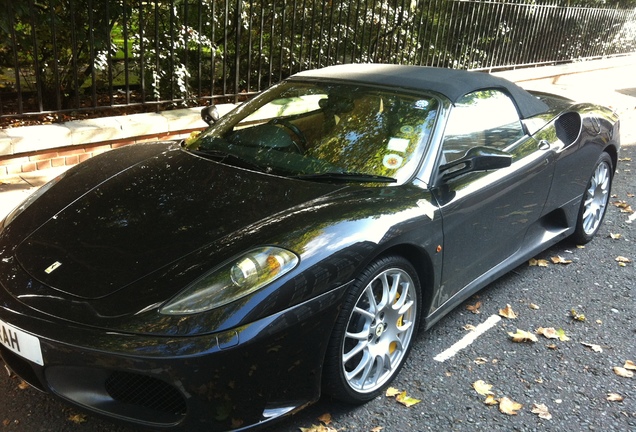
[440,146,512,181]
[201,105,220,125]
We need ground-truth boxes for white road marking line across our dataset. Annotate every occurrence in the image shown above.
[434,314,502,362]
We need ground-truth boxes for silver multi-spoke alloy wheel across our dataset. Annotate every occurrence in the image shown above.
[341,267,417,394]
[581,159,611,236]
[572,152,613,245]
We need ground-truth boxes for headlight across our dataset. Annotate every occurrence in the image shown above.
[159,246,299,315]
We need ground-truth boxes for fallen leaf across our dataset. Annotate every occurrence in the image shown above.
[551,256,572,265]
[317,413,332,424]
[609,233,622,240]
[499,397,523,415]
[612,201,634,213]
[618,157,632,161]
[385,387,400,397]
[576,245,585,249]
[370,427,384,432]
[508,329,538,343]
[17,380,29,390]
[396,391,421,407]
[474,357,488,365]
[531,403,552,420]
[547,343,558,350]
[463,324,476,331]
[615,256,632,265]
[581,342,603,353]
[529,303,540,310]
[2,419,10,427]
[571,309,586,322]
[67,413,87,424]
[624,360,636,370]
[484,394,498,405]
[472,380,495,396]
[499,304,518,319]
[300,425,337,432]
[466,301,482,314]
[607,393,624,402]
[529,258,549,267]
[536,327,559,339]
[613,367,634,378]
[556,328,570,341]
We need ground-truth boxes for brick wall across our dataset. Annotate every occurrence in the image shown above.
[0,129,200,177]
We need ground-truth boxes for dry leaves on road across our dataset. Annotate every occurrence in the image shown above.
[499,304,517,319]
[473,380,495,396]
[581,342,603,353]
[613,366,634,378]
[551,256,572,265]
[612,200,634,213]
[466,301,482,314]
[67,413,87,424]
[531,403,552,420]
[529,258,549,267]
[615,256,632,267]
[499,397,523,415]
[570,309,586,322]
[508,329,538,343]
[385,387,421,407]
[607,393,624,402]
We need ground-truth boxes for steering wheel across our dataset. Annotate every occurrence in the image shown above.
[269,119,307,153]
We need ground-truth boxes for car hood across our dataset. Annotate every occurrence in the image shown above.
[11,143,341,300]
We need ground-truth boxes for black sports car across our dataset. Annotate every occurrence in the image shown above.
[0,65,619,431]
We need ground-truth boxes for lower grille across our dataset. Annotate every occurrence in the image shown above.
[105,371,187,415]
[0,345,45,391]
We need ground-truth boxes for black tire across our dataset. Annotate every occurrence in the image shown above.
[323,255,421,403]
[571,152,613,245]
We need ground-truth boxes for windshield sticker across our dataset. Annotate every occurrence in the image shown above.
[383,154,404,169]
[399,125,415,135]
[387,137,409,153]
[414,100,430,110]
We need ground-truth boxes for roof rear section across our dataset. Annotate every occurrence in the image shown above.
[292,64,549,119]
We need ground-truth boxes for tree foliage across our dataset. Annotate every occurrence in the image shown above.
[0,0,635,114]
[0,0,123,109]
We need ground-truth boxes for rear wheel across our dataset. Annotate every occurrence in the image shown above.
[323,256,421,403]
[571,152,613,244]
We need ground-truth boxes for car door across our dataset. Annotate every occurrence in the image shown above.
[431,89,556,304]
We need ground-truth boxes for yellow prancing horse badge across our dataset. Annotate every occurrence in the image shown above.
[44,261,62,274]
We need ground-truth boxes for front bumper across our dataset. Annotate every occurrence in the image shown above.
[0,284,347,431]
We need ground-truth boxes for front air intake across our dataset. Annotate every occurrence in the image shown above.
[105,371,187,415]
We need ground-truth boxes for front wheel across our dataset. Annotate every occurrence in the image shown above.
[571,152,613,244]
[323,256,421,403]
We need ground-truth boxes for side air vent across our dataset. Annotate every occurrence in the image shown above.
[554,111,582,146]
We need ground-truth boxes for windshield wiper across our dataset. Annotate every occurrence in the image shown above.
[293,172,397,183]
[191,148,270,173]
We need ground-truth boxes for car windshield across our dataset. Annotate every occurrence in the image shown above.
[187,81,439,184]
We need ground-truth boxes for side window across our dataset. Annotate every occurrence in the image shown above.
[441,89,524,163]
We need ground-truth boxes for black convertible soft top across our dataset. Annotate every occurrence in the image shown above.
[292,64,549,119]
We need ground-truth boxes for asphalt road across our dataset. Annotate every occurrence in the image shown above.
[1,101,635,431]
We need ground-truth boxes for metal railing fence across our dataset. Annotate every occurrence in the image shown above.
[1,0,635,120]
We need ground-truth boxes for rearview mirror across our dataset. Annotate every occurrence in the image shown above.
[201,105,220,125]
[440,146,512,181]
